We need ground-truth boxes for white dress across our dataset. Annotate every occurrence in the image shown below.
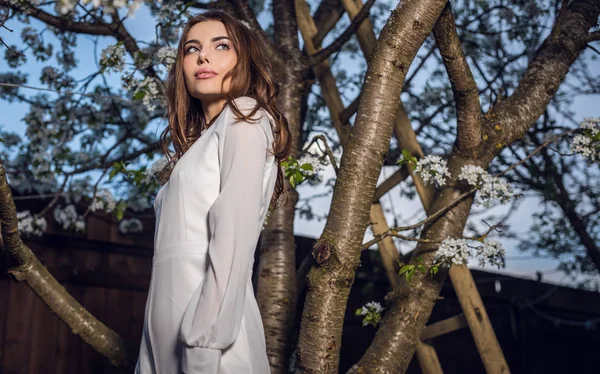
[135,96,276,374]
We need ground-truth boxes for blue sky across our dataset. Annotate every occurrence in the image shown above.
[1,3,598,288]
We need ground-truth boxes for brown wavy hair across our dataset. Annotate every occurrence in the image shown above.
[159,10,291,209]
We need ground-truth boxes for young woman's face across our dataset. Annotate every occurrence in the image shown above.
[182,20,238,101]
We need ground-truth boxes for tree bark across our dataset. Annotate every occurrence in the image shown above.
[295,1,449,372]
[256,1,305,372]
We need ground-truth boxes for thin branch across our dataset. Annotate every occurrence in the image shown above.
[586,30,600,42]
[304,0,376,68]
[67,141,160,175]
[0,82,135,103]
[228,0,285,73]
[362,128,577,249]
[433,3,482,151]
[301,135,339,175]
[0,2,115,35]
[489,0,599,149]
[361,231,437,251]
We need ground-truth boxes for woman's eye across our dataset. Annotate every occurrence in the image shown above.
[186,46,200,54]
[216,43,230,50]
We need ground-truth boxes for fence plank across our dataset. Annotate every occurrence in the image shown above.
[3,282,35,374]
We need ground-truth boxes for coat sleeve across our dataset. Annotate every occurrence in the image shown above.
[179,110,269,374]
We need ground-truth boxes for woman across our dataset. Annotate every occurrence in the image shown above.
[135,10,291,374]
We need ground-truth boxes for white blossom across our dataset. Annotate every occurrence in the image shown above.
[414,155,451,187]
[458,164,514,208]
[124,76,161,112]
[142,156,170,184]
[156,46,177,68]
[435,238,472,265]
[478,177,513,207]
[119,217,143,234]
[356,301,384,327]
[361,301,384,315]
[457,164,487,187]
[298,153,325,177]
[571,117,599,162]
[435,237,506,269]
[54,204,86,232]
[476,239,506,268]
[100,44,126,72]
[90,189,116,213]
[17,210,47,237]
[58,0,147,16]
[580,117,599,136]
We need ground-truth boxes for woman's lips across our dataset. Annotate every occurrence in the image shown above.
[195,72,217,79]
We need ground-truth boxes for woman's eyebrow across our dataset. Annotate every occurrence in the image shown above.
[184,36,231,46]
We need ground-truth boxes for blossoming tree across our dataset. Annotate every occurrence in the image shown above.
[0,0,598,373]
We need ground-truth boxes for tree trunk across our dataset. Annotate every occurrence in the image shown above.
[256,1,305,372]
[295,1,449,372]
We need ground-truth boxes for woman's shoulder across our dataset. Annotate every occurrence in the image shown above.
[227,96,268,120]
[223,96,273,135]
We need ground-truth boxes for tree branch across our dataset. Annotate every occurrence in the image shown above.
[433,3,482,152]
[0,160,133,368]
[488,0,600,153]
[0,2,114,35]
[229,0,285,73]
[304,0,376,68]
[586,30,600,42]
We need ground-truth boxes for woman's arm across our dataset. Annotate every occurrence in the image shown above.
[178,110,269,374]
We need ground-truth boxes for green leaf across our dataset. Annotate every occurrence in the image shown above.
[406,270,414,283]
[108,167,120,182]
[133,90,146,101]
[429,265,439,276]
[300,163,314,171]
[398,264,415,276]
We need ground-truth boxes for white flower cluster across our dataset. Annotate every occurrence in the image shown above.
[358,301,384,315]
[356,301,385,327]
[435,238,471,265]
[57,0,146,16]
[17,211,47,237]
[142,156,170,184]
[297,153,326,177]
[54,205,86,232]
[123,76,161,112]
[414,155,451,187]
[476,239,505,268]
[90,189,116,213]
[118,217,143,234]
[434,238,506,268]
[31,150,54,184]
[100,44,126,73]
[156,46,177,69]
[571,117,599,162]
[458,164,513,208]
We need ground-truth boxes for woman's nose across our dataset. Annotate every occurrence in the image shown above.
[198,50,209,63]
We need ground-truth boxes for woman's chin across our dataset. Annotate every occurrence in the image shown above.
[190,91,224,101]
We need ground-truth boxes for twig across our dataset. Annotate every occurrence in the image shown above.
[361,128,577,249]
[304,0,377,68]
[0,82,136,104]
[301,134,339,175]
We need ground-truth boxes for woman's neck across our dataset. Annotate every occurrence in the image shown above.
[202,98,227,124]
